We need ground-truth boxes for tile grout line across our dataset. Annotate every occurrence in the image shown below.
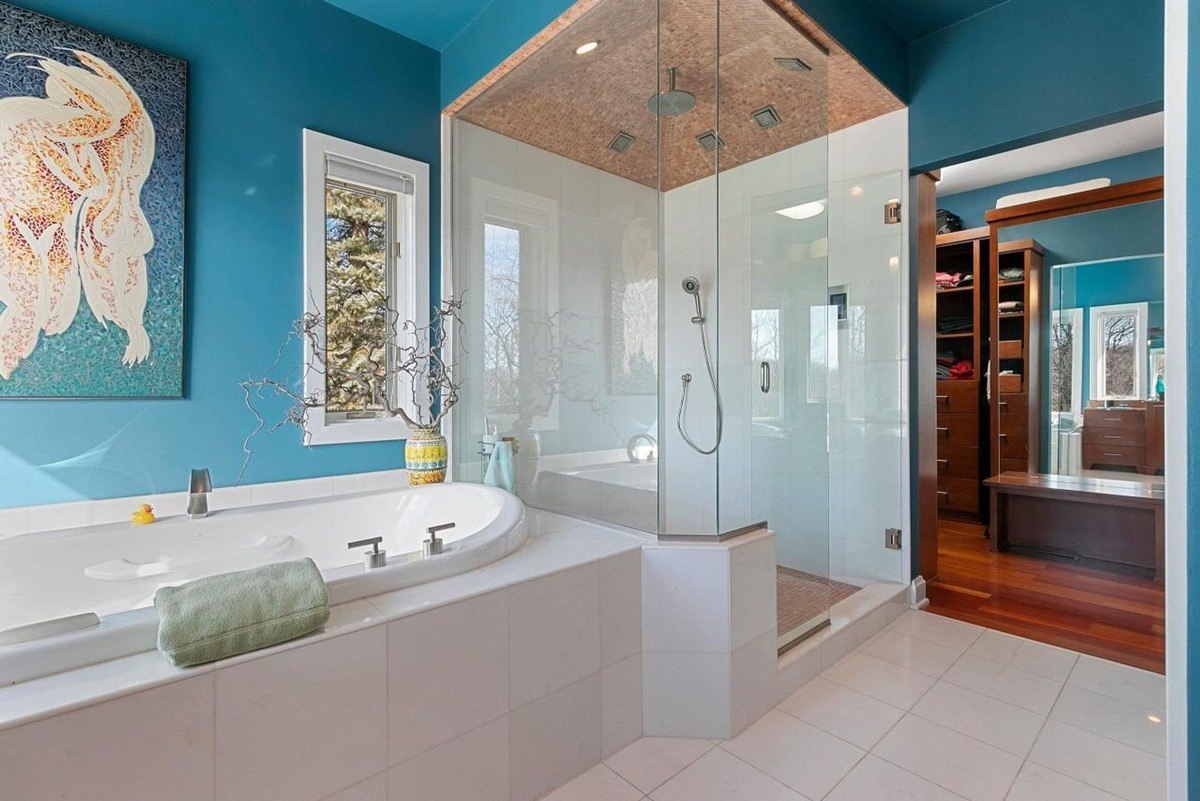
[604,738,718,797]
[1022,718,1164,801]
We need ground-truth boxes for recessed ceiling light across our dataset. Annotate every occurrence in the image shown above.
[608,131,635,153]
[696,130,725,152]
[575,41,600,55]
[774,57,812,72]
[751,105,782,129]
[775,200,826,220]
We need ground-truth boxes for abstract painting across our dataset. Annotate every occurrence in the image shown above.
[0,3,186,397]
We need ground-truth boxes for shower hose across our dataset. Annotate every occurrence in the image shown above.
[676,316,724,455]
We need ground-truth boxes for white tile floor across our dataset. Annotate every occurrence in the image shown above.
[539,611,1166,801]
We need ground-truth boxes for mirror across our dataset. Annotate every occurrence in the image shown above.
[997,194,1164,480]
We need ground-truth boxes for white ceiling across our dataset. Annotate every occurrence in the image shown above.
[937,113,1164,197]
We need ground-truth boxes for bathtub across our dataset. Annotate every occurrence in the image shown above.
[0,482,526,684]
[530,460,657,533]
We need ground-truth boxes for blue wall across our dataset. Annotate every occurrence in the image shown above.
[440,0,908,109]
[0,0,441,508]
[939,149,1165,229]
[909,0,1164,172]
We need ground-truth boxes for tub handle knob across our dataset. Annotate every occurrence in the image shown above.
[348,536,387,570]
[424,523,455,558]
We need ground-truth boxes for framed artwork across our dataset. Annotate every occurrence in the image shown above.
[0,3,186,398]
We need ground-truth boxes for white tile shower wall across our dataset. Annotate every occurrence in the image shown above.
[450,121,660,532]
[660,109,909,583]
[0,549,643,801]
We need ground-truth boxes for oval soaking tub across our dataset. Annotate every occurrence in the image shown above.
[0,483,525,683]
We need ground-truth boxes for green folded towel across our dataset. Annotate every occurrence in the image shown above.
[155,558,331,667]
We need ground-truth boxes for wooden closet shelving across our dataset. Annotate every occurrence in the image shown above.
[989,238,1045,476]
[934,226,989,519]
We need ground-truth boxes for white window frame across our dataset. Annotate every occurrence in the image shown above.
[1089,301,1148,402]
[302,129,430,445]
[1051,307,1083,423]
[469,178,561,433]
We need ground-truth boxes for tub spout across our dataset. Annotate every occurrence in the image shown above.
[187,468,212,520]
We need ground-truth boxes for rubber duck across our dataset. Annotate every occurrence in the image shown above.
[131,504,156,525]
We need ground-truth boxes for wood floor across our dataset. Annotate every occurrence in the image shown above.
[926,517,1165,673]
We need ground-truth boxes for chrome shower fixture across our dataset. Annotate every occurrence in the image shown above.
[681,276,704,322]
[648,67,696,117]
[676,277,724,455]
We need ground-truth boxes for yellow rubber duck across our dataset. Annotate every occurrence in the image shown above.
[131,504,156,525]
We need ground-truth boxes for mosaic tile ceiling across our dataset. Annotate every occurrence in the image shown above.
[455,0,903,191]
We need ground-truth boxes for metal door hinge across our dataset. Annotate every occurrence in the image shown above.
[885,527,902,550]
[884,199,902,224]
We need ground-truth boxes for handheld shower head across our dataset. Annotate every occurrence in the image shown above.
[682,276,704,323]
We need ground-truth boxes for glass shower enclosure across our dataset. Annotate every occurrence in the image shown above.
[449,0,854,646]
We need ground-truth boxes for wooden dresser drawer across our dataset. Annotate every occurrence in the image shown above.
[1084,408,1146,429]
[937,477,980,514]
[937,444,979,480]
[1083,443,1145,470]
[999,457,1028,473]
[936,413,979,446]
[1084,427,1146,447]
[996,394,1026,418]
[935,380,980,414]
[996,430,1027,459]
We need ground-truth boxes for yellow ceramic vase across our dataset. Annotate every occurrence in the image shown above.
[405,426,447,485]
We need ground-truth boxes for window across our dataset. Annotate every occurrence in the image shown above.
[302,130,429,445]
[1089,302,1148,402]
[1050,308,1082,423]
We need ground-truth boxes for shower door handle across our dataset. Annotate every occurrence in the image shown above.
[760,361,771,393]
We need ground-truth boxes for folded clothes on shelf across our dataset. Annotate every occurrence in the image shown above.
[937,315,973,333]
[935,271,974,289]
[998,300,1024,313]
[998,265,1024,281]
[936,357,974,380]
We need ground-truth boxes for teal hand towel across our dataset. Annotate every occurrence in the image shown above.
[155,558,330,667]
[484,441,515,493]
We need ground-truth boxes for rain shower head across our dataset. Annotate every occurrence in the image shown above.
[648,68,696,117]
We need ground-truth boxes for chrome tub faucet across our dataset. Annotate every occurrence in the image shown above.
[187,468,212,519]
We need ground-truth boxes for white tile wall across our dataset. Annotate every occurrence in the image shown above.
[215,627,388,801]
[0,675,215,801]
[387,590,509,764]
[641,532,779,739]
[601,653,643,758]
[510,674,603,801]
[388,716,509,801]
